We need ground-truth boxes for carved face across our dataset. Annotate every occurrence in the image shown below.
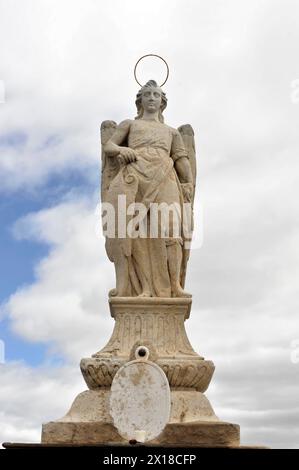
[141,86,162,114]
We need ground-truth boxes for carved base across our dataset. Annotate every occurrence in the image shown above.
[81,297,214,391]
[41,297,241,446]
[42,389,240,447]
[42,421,240,447]
[81,357,214,392]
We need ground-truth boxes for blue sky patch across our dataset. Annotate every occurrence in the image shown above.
[0,167,96,366]
[0,131,27,147]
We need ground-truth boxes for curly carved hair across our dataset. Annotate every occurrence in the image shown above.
[135,80,167,123]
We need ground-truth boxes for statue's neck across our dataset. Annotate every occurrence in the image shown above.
[142,111,160,122]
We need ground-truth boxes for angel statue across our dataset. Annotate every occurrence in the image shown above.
[100,80,196,298]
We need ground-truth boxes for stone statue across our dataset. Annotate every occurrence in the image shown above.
[101,80,196,298]
[41,77,242,448]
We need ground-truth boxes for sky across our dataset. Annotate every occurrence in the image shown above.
[0,0,299,448]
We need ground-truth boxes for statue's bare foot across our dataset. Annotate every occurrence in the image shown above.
[108,288,118,297]
[172,285,192,298]
[138,291,151,298]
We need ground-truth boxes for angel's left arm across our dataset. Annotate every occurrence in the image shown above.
[171,130,193,184]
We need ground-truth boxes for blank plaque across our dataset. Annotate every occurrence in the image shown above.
[110,360,171,442]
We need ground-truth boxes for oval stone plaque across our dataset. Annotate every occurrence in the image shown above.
[110,359,171,442]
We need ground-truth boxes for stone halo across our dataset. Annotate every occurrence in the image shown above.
[134,54,169,87]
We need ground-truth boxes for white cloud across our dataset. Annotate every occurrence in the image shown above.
[0,0,182,190]
[3,195,115,362]
[0,361,84,446]
[1,0,298,191]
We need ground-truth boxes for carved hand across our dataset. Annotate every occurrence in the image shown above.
[181,182,193,202]
[118,147,137,164]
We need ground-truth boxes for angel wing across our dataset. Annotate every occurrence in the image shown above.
[100,120,118,202]
[177,124,196,205]
[177,124,197,288]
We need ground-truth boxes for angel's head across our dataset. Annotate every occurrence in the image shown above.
[135,80,167,123]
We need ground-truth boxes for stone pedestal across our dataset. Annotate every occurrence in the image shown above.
[42,298,240,447]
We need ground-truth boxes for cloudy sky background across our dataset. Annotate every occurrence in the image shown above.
[0,0,299,448]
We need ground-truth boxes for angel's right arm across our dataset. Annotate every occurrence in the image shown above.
[104,120,132,157]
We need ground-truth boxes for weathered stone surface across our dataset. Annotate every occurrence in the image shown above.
[159,359,214,392]
[42,389,217,426]
[81,356,214,392]
[101,80,196,298]
[152,421,240,447]
[110,359,171,442]
[169,390,218,423]
[42,422,123,445]
[41,388,224,445]
[55,390,111,423]
[42,420,240,447]
[39,79,245,448]
[81,298,214,392]
[96,297,195,357]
